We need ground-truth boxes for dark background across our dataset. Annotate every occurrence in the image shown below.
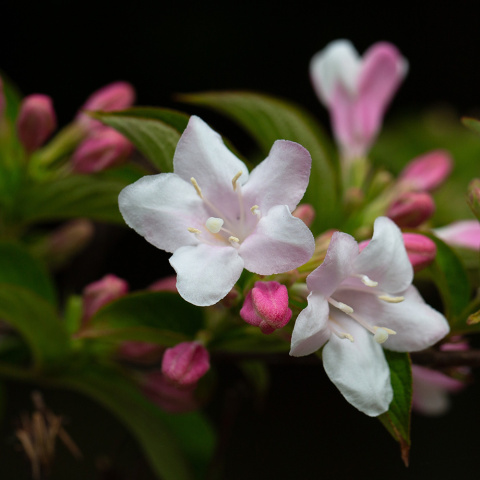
[1,1,480,478]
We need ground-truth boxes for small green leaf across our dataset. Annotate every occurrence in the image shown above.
[0,284,70,370]
[378,351,412,466]
[0,241,56,304]
[424,233,471,323]
[462,117,480,135]
[180,91,339,232]
[92,110,186,172]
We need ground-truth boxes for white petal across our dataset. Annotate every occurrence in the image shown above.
[354,217,413,294]
[323,318,393,416]
[119,173,206,253]
[239,205,315,275]
[242,140,312,213]
[290,293,330,356]
[170,244,244,307]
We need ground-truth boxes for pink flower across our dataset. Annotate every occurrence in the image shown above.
[434,220,480,250]
[240,281,292,334]
[16,94,57,152]
[290,217,449,416]
[310,40,407,159]
[119,116,315,306]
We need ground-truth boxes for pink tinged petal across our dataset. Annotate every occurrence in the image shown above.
[356,42,407,144]
[399,150,453,192]
[118,173,207,253]
[306,231,358,298]
[170,244,244,306]
[434,220,480,250]
[173,116,249,207]
[242,140,312,213]
[290,293,331,356]
[239,205,315,275]
[240,281,292,334]
[387,191,435,228]
[322,319,393,416]
[353,217,413,294]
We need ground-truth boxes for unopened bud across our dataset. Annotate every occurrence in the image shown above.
[17,94,56,152]
[434,220,480,251]
[72,128,132,173]
[82,274,128,322]
[240,281,292,334]
[399,150,453,192]
[148,275,178,292]
[119,341,164,364]
[161,341,210,388]
[82,81,135,112]
[402,233,437,272]
[292,204,315,227]
[387,191,435,228]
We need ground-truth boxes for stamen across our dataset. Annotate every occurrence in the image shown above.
[373,326,397,344]
[232,171,242,191]
[250,205,261,218]
[355,274,378,287]
[229,236,240,246]
[188,227,201,234]
[328,297,354,314]
[378,295,405,303]
[205,217,224,234]
[190,177,203,198]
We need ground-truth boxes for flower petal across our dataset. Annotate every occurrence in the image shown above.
[242,140,312,213]
[239,205,315,275]
[306,231,358,298]
[353,216,413,293]
[119,173,206,253]
[322,318,393,416]
[434,220,480,251]
[290,293,330,356]
[170,244,244,306]
[173,116,249,207]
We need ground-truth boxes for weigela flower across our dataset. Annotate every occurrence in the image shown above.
[290,217,449,416]
[310,40,407,159]
[119,116,315,306]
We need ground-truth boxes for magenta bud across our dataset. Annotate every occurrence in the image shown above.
[82,274,128,322]
[240,281,292,334]
[161,341,210,388]
[387,191,435,228]
[402,233,437,272]
[81,81,135,112]
[148,275,178,292]
[292,204,316,227]
[72,128,132,173]
[17,94,56,152]
[399,150,453,192]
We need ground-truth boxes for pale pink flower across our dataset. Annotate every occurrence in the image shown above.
[434,220,480,250]
[119,116,315,306]
[310,40,407,159]
[290,217,449,416]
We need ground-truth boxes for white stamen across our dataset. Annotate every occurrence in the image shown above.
[190,177,203,198]
[232,171,242,191]
[373,328,389,344]
[355,274,378,287]
[229,236,240,246]
[328,297,354,314]
[251,205,261,218]
[378,295,405,303]
[205,217,224,234]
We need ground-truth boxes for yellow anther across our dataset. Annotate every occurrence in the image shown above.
[229,236,240,244]
[188,227,201,234]
[190,177,203,198]
[378,295,405,303]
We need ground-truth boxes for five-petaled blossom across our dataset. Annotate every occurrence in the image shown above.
[310,40,407,159]
[290,217,449,416]
[119,116,315,306]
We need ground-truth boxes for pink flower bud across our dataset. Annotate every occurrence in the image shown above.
[402,233,437,272]
[148,275,178,292]
[240,281,292,334]
[292,204,316,227]
[143,370,198,413]
[434,220,480,251]
[119,341,164,364]
[387,191,435,228]
[16,94,56,152]
[161,341,210,388]
[399,150,453,192]
[82,274,128,322]
[81,81,135,112]
[72,128,132,173]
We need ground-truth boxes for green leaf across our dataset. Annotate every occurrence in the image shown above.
[424,233,471,323]
[467,179,480,221]
[378,351,412,466]
[180,91,339,232]
[91,109,187,172]
[82,292,205,346]
[461,116,480,135]
[0,241,56,304]
[16,175,126,224]
[59,366,200,480]
[0,284,70,370]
